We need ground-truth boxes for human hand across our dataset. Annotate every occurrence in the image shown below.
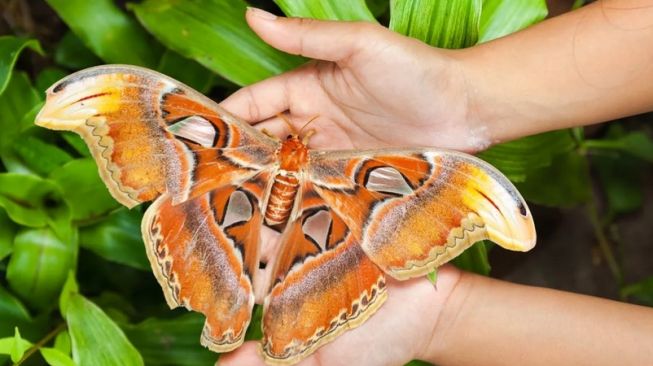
[220,265,462,366]
[220,8,489,153]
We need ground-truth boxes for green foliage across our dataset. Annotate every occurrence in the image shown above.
[390,0,481,48]
[131,0,304,86]
[0,1,651,365]
[479,0,548,42]
[275,0,377,20]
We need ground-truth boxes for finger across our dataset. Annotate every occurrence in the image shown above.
[246,7,380,63]
[219,72,291,123]
[219,341,266,366]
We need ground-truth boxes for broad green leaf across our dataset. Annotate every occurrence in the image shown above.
[585,132,653,163]
[66,293,144,366]
[517,151,590,207]
[120,313,215,366]
[54,32,103,70]
[45,0,161,67]
[80,208,149,270]
[157,50,215,93]
[479,0,548,43]
[40,347,76,366]
[35,67,69,94]
[6,228,78,309]
[0,286,32,336]
[452,241,491,275]
[0,173,70,230]
[131,0,304,86]
[54,330,72,355]
[0,209,16,260]
[0,36,43,95]
[11,135,73,176]
[572,0,586,10]
[0,71,41,154]
[390,0,481,48]
[49,159,120,223]
[622,277,653,306]
[479,130,576,182]
[275,0,376,21]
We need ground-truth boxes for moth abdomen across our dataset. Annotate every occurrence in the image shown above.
[265,173,299,226]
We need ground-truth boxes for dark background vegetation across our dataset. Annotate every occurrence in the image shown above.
[0,0,651,365]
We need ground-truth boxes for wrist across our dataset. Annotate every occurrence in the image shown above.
[414,265,466,363]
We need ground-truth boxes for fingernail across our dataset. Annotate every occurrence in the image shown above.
[247,7,277,20]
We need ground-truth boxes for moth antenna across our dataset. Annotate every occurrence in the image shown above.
[299,115,320,135]
[276,113,298,135]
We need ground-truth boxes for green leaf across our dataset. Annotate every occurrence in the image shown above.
[0,36,43,95]
[275,0,376,21]
[479,130,576,182]
[0,173,70,230]
[54,32,103,70]
[66,294,144,366]
[61,132,91,157]
[40,347,76,366]
[517,151,591,207]
[246,305,264,341]
[0,286,32,336]
[404,361,433,366]
[6,228,78,309]
[586,132,653,163]
[49,159,120,223]
[11,135,74,176]
[595,154,645,215]
[45,0,161,67]
[0,209,17,260]
[59,272,79,316]
[80,208,149,270]
[120,313,215,366]
[54,330,72,355]
[0,71,41,154]
[479,0,548,43]
[622,277,653,306]
[426,269,438,285]
[390,0,481,48]
[131,0,304,86]
[157,50,215,94]
[452,241,491,275]
[11,327,32,363]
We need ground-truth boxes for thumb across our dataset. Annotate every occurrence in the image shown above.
[246,7,379,63]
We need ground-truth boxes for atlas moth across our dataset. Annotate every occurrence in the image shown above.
[36,65,536,365]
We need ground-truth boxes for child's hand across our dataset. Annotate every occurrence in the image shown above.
[221,8,488,152]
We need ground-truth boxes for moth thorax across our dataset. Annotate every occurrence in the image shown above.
[265,172,300,226]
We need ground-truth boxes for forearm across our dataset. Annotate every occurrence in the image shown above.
[457,0,653,143]
[423,272,653,365]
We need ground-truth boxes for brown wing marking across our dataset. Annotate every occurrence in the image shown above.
[142,182,262,352]
[36,65,278,208]
[309,150,536,280]
[262,186,386,365]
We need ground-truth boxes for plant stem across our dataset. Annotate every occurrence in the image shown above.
[15,322,67,366]
[586,200,623,287]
